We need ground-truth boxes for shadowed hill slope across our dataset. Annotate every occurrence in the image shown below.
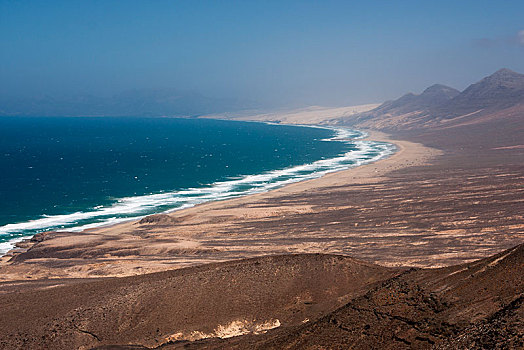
[0,254,399,349]
[263,244,523,349]
[3,244,521,349]
[166,243,523,349]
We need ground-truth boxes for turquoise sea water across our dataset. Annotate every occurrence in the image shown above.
[0,116,394,253]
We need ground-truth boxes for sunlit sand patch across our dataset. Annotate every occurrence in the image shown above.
[165,319,281,342]
[239,205,314,220]
[492,144,524,150]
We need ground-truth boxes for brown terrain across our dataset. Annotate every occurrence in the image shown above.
[0,68,523,349]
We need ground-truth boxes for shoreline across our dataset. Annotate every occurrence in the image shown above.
[0,127,443,280]
[0,122,378,256]
[0,125,392,253]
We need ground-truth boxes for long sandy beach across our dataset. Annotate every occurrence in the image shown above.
[1,106,522,349]
[2,102,523,282]
[0,129,444,279]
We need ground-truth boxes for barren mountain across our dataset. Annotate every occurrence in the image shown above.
[371,84,460,116]
[160,244,524,349]
[444,68,524,115]
[346,68,524,131]
[0,254,399,349]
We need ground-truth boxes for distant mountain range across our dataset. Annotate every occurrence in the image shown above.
[444,68,524,114]
[0,89,257,117]
[370,84,460,116]
[4,68,524,124]
[348,68,524,130]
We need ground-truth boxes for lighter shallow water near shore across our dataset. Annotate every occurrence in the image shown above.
[0,117,395,254]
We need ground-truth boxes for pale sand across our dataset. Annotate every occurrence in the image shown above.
[88,131,438,233]
[0,130,442,281]
[201,104,379,125]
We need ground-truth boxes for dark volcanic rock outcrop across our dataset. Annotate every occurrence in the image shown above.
[257,244,524,350]
[138,213,178,225]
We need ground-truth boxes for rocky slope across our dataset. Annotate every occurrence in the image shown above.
[1,244,523,349]
[158,244,524,349]
[445,68,524,114]
[0,254,399,349]
[346,68,524,131]
[370,84,459,116]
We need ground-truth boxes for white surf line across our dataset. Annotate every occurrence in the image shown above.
[0,125,395,255]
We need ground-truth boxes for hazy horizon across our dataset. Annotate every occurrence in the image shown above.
[2,0,524,114]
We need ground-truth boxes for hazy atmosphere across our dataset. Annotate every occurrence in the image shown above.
[2,2,524,348]
[1,0,524,115]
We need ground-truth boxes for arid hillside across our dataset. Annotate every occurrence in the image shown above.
[1,69,522,349]
[1,245,523,350]
[192,243,524,349]
[0,254,399,349]
[344,68,524,133]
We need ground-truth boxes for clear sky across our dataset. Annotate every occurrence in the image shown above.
[1,0,524,108]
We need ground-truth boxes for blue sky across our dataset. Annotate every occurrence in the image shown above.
[1,0,524,107]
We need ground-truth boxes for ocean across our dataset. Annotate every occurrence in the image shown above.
[0,116,394,254]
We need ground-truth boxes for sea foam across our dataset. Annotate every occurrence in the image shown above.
[0,125,395,255]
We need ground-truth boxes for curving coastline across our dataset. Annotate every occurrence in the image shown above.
[0,124,395,256]
[0,128,441,280]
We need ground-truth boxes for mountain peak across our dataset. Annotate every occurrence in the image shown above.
[491,68,519,77]
[471,68,524,88]
[421,84,460,98]
[445,68,524,113]
[370,84,459,116]
[359,68,524,129]
[482,68,524,86]
[423,83,454,92]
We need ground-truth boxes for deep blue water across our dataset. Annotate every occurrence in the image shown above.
[0,116,394,253]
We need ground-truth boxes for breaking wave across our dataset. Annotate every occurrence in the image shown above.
[0,126,395,255]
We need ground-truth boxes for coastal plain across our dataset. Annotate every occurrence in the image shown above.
[1,114,522,279]
[0,69,523,349]
[0,130,445,280]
